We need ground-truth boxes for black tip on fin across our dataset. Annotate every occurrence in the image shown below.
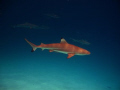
[61,37,64,39]
[31,49,34,52]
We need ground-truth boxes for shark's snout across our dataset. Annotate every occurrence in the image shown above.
[87,51,90,55]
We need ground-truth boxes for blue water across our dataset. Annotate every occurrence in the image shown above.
[0,0,120,90]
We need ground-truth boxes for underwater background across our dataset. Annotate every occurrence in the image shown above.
[0,0,120,90]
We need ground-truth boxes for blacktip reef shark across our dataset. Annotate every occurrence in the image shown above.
[13,23,49,29]
[70,38,91,45]
[44,13,60,18]
[13,22,41,29]
[25,38,90,59]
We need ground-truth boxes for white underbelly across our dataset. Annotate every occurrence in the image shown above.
[40,47,73,54]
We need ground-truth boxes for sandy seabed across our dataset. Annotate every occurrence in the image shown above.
[0,71,119,90]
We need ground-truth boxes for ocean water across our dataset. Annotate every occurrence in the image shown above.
[0,0,120,90]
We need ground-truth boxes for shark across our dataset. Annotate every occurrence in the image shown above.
[44,13,60,18]
[25,38,90,59]
[70,38,91,45]
[13,23,41,29]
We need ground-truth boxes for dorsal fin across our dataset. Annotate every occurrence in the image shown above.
[60,38,68,44]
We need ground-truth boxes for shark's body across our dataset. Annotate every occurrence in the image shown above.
[13,23,49,29]
[44,13,60,18]
[25,38,90,58]
[71,38,90,45]
[14,23,40,29]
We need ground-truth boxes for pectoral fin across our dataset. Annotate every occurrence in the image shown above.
[67,53,75,59]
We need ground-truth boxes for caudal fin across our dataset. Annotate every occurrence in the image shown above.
[25,38,38,52]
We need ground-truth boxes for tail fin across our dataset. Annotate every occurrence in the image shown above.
[25,38,38,52]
